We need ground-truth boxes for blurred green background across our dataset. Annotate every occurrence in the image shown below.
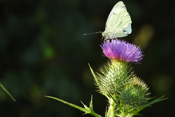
[0,0,174,117]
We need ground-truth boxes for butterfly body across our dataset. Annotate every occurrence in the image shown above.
[102,1,132,40]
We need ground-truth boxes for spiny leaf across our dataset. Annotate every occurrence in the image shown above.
[0,82,16,102]
[132,96,167,115]
[45,95,101,117]
[88,64,100,86]
[45,95,86,112]
[89,95,93,110]
[88,64,107,97]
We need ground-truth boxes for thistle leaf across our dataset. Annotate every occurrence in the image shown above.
[88,64,107,97]
[45,95,101,117]
[88,64,100,87]
[132,96,167,115]
[0,82,16,102]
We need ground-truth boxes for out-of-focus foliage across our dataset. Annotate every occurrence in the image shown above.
[0,0,174,117]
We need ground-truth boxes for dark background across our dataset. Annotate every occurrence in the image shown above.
[0,0,174,117]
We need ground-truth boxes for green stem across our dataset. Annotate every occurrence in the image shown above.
[118,111,133,117]
[107,98,116,117]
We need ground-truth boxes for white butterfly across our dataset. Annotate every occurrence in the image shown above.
[102,1,132,40]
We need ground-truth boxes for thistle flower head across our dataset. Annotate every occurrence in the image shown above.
[101,39,143,63]
[89,60,133,98]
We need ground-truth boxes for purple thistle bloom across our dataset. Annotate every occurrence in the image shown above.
[101,39,143,63]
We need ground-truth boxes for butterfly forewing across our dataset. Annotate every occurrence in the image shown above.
[102,1,132,39]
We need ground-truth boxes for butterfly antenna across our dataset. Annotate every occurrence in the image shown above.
[83,31,102,36]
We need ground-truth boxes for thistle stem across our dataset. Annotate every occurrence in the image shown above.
[119,113,132,117]
[118,111,133,117]
[107,98,116,117]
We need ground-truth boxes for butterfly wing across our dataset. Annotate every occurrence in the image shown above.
[102,1,132,39]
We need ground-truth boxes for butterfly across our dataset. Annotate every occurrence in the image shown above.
[102,1,132,40]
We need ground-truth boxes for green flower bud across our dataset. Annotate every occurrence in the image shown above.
[120,77,150,109]
[95,60,133,97]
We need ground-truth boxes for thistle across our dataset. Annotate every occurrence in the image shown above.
[45,39,165,117]
[89,39,165,117]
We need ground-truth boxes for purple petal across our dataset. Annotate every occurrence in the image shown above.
[101,39,143,63]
